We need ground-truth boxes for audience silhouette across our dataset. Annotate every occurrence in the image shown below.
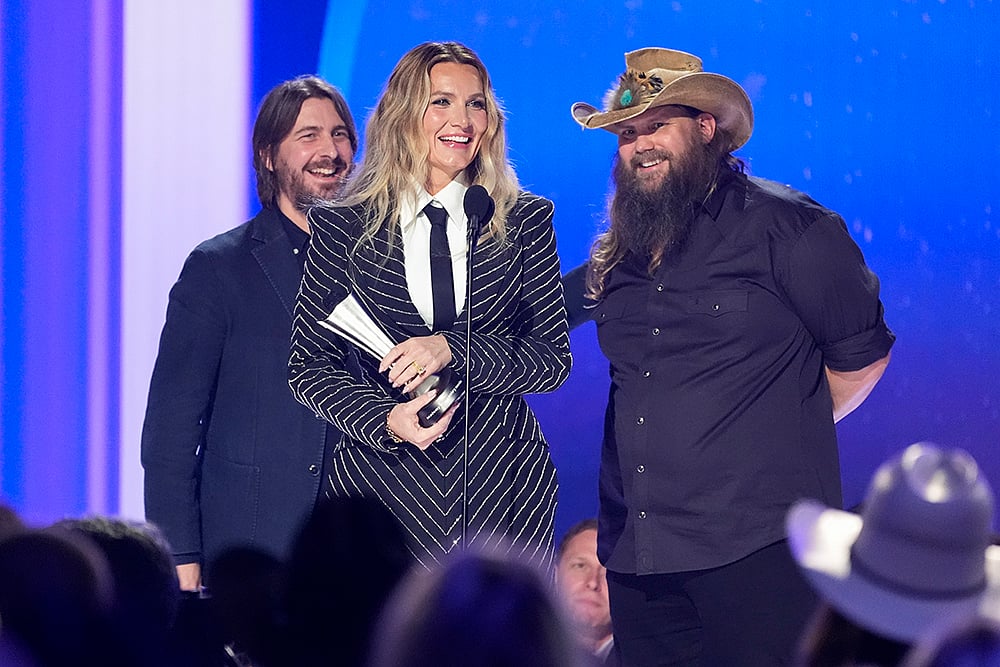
[3,442,998,667]
[0,527,127,665]
[788,442,1000,667]
[902,615,1000,667]
[369,547,588,667]
[53,516,180,665]
[283,495,412,666]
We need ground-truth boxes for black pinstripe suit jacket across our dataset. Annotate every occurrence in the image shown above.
[289,192,571,569]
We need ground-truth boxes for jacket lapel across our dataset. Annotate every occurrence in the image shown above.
[250,208,302,318]
[351,222,508,339]
[351,222,432,340]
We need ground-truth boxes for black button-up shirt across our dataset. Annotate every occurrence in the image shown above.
[593,170,895,575]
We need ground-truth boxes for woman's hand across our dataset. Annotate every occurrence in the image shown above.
[379,333,453,393]
[386,391,458,450]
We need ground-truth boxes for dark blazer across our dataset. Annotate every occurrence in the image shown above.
[288,192,572,570]
[141,208,333,572]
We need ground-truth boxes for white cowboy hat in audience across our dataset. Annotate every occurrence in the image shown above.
[787,442,1000,643]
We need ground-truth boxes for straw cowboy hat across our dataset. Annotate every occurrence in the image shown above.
[571,47,754,150]
[786,442,1000,643]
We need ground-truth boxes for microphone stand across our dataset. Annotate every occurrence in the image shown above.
[461,215,481,551]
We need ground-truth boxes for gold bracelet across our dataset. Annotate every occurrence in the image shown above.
[385,418,405,444]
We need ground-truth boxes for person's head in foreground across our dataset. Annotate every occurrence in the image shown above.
[787,442,1000,665]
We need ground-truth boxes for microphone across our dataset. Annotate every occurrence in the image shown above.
[460,184,494,550]
[463,184,495,253]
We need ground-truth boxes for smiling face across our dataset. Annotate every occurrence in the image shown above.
[556,528,612,642]
[269,97,354,225]
[421,62,488,194]
[613,105,716,192]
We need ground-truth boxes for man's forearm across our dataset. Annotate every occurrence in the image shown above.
[826,352,891,423]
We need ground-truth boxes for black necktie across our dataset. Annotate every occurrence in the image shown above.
[424,202,456,332]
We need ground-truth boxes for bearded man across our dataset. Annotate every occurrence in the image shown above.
[142,76,356,591]
[563,48,895,665]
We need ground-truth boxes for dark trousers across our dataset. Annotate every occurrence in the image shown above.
[607,540,817,667]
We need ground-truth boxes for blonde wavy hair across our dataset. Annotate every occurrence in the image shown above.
[340,42,520,249]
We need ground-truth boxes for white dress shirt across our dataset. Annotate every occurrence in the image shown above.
[398,178,469,330]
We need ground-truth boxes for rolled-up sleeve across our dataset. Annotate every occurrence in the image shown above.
[781,214,895,371]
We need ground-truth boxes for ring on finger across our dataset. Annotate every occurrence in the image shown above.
[410,361,426,375]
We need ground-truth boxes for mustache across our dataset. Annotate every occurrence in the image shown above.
[306,157,350,174]
[629,150,673,170]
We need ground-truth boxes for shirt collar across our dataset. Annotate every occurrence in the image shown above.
[400,174,470,231]
[701,167,744,221]
[701,167,751,247]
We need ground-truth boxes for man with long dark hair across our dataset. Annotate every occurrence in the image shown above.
[564,48,895,664]
[142,76,356,592]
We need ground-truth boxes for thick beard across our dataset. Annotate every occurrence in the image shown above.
[610,137,720,262]
[276,156,349,212]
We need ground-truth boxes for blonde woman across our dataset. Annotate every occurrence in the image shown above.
[289,42,571,569]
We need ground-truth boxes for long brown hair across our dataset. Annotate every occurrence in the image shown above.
[340,42,520,248]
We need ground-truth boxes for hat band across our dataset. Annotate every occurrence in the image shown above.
[850,545,987,600]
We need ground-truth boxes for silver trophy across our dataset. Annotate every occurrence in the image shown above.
[319,293,461,428]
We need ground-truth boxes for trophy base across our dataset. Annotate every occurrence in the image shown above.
[411,366,462,428]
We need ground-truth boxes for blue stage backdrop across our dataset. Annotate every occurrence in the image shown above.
[1,0,998,541]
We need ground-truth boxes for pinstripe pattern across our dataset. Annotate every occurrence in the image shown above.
[289,192,571,570]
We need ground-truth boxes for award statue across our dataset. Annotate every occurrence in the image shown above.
[319,293,461,428]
